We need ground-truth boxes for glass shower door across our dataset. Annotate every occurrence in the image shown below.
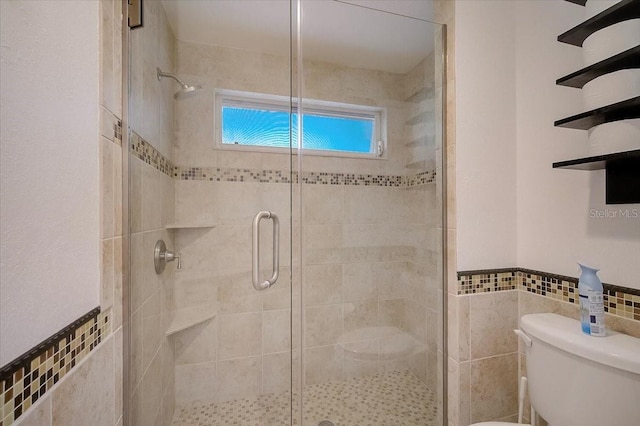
[126,0,296,424]
[295,2,446,424]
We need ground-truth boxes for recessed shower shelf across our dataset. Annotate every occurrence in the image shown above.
[166,305,217,336]
[165,223,216,230]
[558,0,640,47]
[405,87,430,103]
[405,111,430,126]
[556,46,640,89]
[405,136,434,147]
[406,160,429,169]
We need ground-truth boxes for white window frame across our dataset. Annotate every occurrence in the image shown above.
[214,89,387,159]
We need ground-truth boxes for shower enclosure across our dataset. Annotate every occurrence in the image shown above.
[124,1,446,424]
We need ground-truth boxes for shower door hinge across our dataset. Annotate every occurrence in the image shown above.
[128,0,143,29]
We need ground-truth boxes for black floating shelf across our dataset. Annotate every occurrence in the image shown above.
[566,0,587,6]
[553,149,640,170]
[558,0,640,47]
[557,46,640,88]
[554,150,640,204]
[554,96,640,130]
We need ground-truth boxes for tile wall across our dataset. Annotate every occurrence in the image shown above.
[171,40,295,408]
[170,38,443,410]
[128,1,177,425]
[450,268,640,426]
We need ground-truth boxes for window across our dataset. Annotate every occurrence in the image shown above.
[215,89,386,157]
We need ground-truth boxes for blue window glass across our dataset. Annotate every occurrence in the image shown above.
[221,105,375,154]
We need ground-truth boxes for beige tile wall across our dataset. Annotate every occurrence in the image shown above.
[449,284,640,426]
[16,331,123,426]
[129,0,175,161]
[173,39,433,176]
[171,39,443,408]
[451,291,519,425]
[127,1,177,425]
[172,179,293,405]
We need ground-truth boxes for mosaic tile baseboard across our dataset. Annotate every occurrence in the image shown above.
[0,308,111,425]
[457,267,640,322]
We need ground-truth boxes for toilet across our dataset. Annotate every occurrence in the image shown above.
[471,312,640,426]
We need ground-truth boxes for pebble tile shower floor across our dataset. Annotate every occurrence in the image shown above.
[172,369,438,425]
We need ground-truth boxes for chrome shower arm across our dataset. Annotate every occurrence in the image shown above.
[156,67,187,87]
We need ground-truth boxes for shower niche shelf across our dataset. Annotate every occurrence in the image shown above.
[165,223,216,230]
[166,305,217,336]
[557,0,640,47]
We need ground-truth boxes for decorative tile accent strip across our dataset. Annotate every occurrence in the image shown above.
[100,107,122,145]
[457,268,520,294]
[174,166,293,183]
[301,171,404,186]
[0,308,111,425]
[519,268,580,304]
[405,169,437,187]
[130,127,436,187]
[129,131,174,177]
[457,268,640,322]
[173,166,435,188]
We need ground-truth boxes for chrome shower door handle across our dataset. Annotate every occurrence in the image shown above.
[252,211,280,291]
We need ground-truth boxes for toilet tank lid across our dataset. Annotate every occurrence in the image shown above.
[520,313,640,375]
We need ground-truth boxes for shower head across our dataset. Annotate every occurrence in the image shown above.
[156,67,202,100]
[174,84,201,100]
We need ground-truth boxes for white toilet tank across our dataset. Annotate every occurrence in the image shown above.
[520,313,640,426]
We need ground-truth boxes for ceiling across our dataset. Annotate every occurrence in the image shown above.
[161,0,436,74]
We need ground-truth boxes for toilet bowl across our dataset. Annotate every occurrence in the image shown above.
[470,313,640,426]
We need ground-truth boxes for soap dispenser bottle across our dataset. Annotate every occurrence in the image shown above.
[578,263,605,336]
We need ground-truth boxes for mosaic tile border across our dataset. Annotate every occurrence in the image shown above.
[175,166,293,184]
[0,308,111,425]
[457,268,520,294]
[129,128,436,187]
[129,131,175,177]
[457,267,640,322]
[173,166,435,188]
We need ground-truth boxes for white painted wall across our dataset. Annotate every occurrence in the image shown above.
[515,0,640,289]
[454,0,518,270]
[453,0,639,289]
[0,1,100,364]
